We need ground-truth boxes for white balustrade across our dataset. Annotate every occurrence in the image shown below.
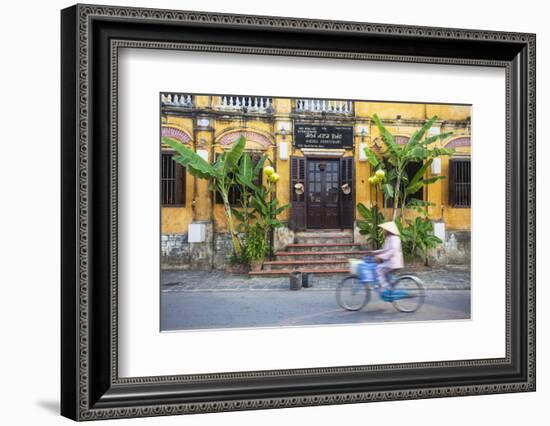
[216,96,273,113]
[161,93,194,107]
[161,94,351,114]
[294,99,352,114]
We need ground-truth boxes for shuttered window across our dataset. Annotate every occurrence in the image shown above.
[340,157,354,229]
[449,158,471,207]
[161,151,186,206]
[290,157,307,230]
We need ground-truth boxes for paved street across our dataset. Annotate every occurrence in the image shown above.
[161,265,470,291]
[161,268,470,331]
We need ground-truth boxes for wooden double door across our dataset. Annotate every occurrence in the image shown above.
[290,157,354,230]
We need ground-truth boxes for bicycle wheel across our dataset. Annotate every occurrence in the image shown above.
[391,275,426,313]
[336,275,370,311]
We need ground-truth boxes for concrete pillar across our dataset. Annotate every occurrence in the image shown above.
[273,99,292,223]
[189,98,215,270]
[427,125,444,221]
[273,99,292,250]
[192,127,213,221]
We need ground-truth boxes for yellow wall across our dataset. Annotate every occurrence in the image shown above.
[439,145,471,230]
[160,115,194,234]
[161,98,471,234]
[356,102,426,120]
[427,104,471,121]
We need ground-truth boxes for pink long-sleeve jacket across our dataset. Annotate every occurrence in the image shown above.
[373,234,404,269]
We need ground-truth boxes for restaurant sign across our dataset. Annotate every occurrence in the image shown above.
[294,124,354,149]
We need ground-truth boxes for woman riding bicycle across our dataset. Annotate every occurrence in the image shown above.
[368,221,404,297]
[337,220,424,312]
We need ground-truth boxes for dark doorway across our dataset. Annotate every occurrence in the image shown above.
[306,159,341,228]
[290,156,354,231]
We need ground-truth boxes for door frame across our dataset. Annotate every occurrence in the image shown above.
[304,156,343,230]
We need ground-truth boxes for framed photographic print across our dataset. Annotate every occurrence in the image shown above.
[61,3,536,421]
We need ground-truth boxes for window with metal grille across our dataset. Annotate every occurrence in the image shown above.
[449,158,471,207]
[215,152,264,205]
[161,151,186,206]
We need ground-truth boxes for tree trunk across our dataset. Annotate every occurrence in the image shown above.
[374,187,379,249]
[392,171,402,221]
[267,182,275,259]
[401,192,407,219]
[223,197,242,257]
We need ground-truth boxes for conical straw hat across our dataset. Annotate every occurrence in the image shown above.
[378,221,400,236]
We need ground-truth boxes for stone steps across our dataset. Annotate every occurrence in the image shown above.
[248,230,363,277]
[294,230,353,244]
[285,243,362,252]
[262,259,350,271]
[295,236,353,244]
[249,268,349,277]
[274,250,369,261]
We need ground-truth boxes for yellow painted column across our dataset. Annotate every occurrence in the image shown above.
[192,130,213,222]
[273,99,292,222]
[193,96,214,222]
[427,165,444,220]
[354,125,371,211]
[427,126,444,221]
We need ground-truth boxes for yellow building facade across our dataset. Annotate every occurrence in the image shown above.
[160,94,471,270]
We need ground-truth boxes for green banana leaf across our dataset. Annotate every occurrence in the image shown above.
[420,131,454,146]
[363,146,380,167]
[407,115,438,147]
[222,135,246,176]
[405,175,446,195]
[253,155,268,175]
[163,137,217,180]
[408,159,433,188]
[372,114,402,157]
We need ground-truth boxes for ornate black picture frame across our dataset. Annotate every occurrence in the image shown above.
[61,4,536,421]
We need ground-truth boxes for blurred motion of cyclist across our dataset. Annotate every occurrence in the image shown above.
[368,221,404,297]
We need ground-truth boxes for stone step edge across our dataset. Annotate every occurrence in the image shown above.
[264,259,349,265]
[295,237,353,241]
[275,250,370,257]
[287,243,361,248]
[294,231,353,238]
[249,268,350,276]
[294,233,353,238]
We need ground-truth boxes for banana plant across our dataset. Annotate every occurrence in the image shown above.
[401,158,445,217]
[163,135,246,256]
[396,217,442,264]
[367,114,455,220]
[232,152,268,230]
[356,203,385,248]
[250,186,289,230]
[251,177,289,258]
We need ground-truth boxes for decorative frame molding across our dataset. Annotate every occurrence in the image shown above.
[61,4,535,421]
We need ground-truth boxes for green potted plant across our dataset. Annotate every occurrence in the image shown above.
[244,223,268,272]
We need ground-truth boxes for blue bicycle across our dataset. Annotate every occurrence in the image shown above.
[336,256,426,312]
